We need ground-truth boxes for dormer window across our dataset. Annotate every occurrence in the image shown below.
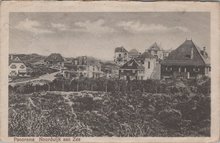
[193,68,200,72]
[185,54,191,58]
[20,65,25,69]
[148,61,150,69]
[10,64,16,69]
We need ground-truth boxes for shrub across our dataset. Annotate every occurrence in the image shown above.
[158,108,182,128]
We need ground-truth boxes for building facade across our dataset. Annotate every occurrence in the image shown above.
[119,59,145,80]
[135,52,157,79]
[114,46,129,66]
[147,42,164,61]
[9,55,29,77]
[72,56,103,79]
[119,51,158,80]
[161,40,210,79]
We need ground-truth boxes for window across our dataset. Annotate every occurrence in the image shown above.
[9,71,17,76]
[148,61,150,69]
[10,64,16,69]
[75,60,78,65]
[20,65,25,69]
[119,54,121,57]
[185,54,191,58]
[194,67,200,72]
[128,62,133,66]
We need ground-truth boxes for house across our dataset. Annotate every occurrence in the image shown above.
[161,40,210,79]
[136,52,157,79]
[114,46,129,66]
[61,62,78,79]
[163,48,172,60]
[119,59,144,80]
[119,50,159,80]
[44,53,64,69]
[101,62,119,79]
[9,55,30,77]
[72,56,103,79]
[147,42,164,61]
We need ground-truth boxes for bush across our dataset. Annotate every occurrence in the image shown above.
[158,108,182,128]
[8,77,211,137]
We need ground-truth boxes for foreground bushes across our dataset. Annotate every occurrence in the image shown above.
[9,78,210,137]
[10,77,210,95]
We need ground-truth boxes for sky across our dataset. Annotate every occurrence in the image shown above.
[9,12,210,61]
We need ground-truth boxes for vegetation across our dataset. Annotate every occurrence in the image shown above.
[8,77,210,137]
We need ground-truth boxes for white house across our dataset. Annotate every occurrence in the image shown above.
[72,56,103,79]
[9,55,28,77]
[136,52,157,79]
[114,46,129,66]
[119,52,158,80]
[147,42,164,61]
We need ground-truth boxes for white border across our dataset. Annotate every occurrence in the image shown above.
[1,1,219,143]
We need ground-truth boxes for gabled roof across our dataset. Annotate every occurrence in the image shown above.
[115,46,128,52]
[134,52,155,64]
[120,59,144,70]
[140,51,155,59]
[9,56,25,65]
[45,53,64,62]
[148,42,161,51]
[161,40,210,66]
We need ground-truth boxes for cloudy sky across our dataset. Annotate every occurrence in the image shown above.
[9,12,210,60]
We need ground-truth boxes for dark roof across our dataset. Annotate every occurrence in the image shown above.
[120,59,144,70]
[64,63,77,70]
[134,52,155,64]
[9,56,25,65]
[101,62,119,70]
[161,40,210,66]
[128,49,139,54]
[44,53,64,62]
[148,42,161,51]
[86,57,101,66]
[75,56,101,66]
[115,46,128,52]
[140,51,155,59]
